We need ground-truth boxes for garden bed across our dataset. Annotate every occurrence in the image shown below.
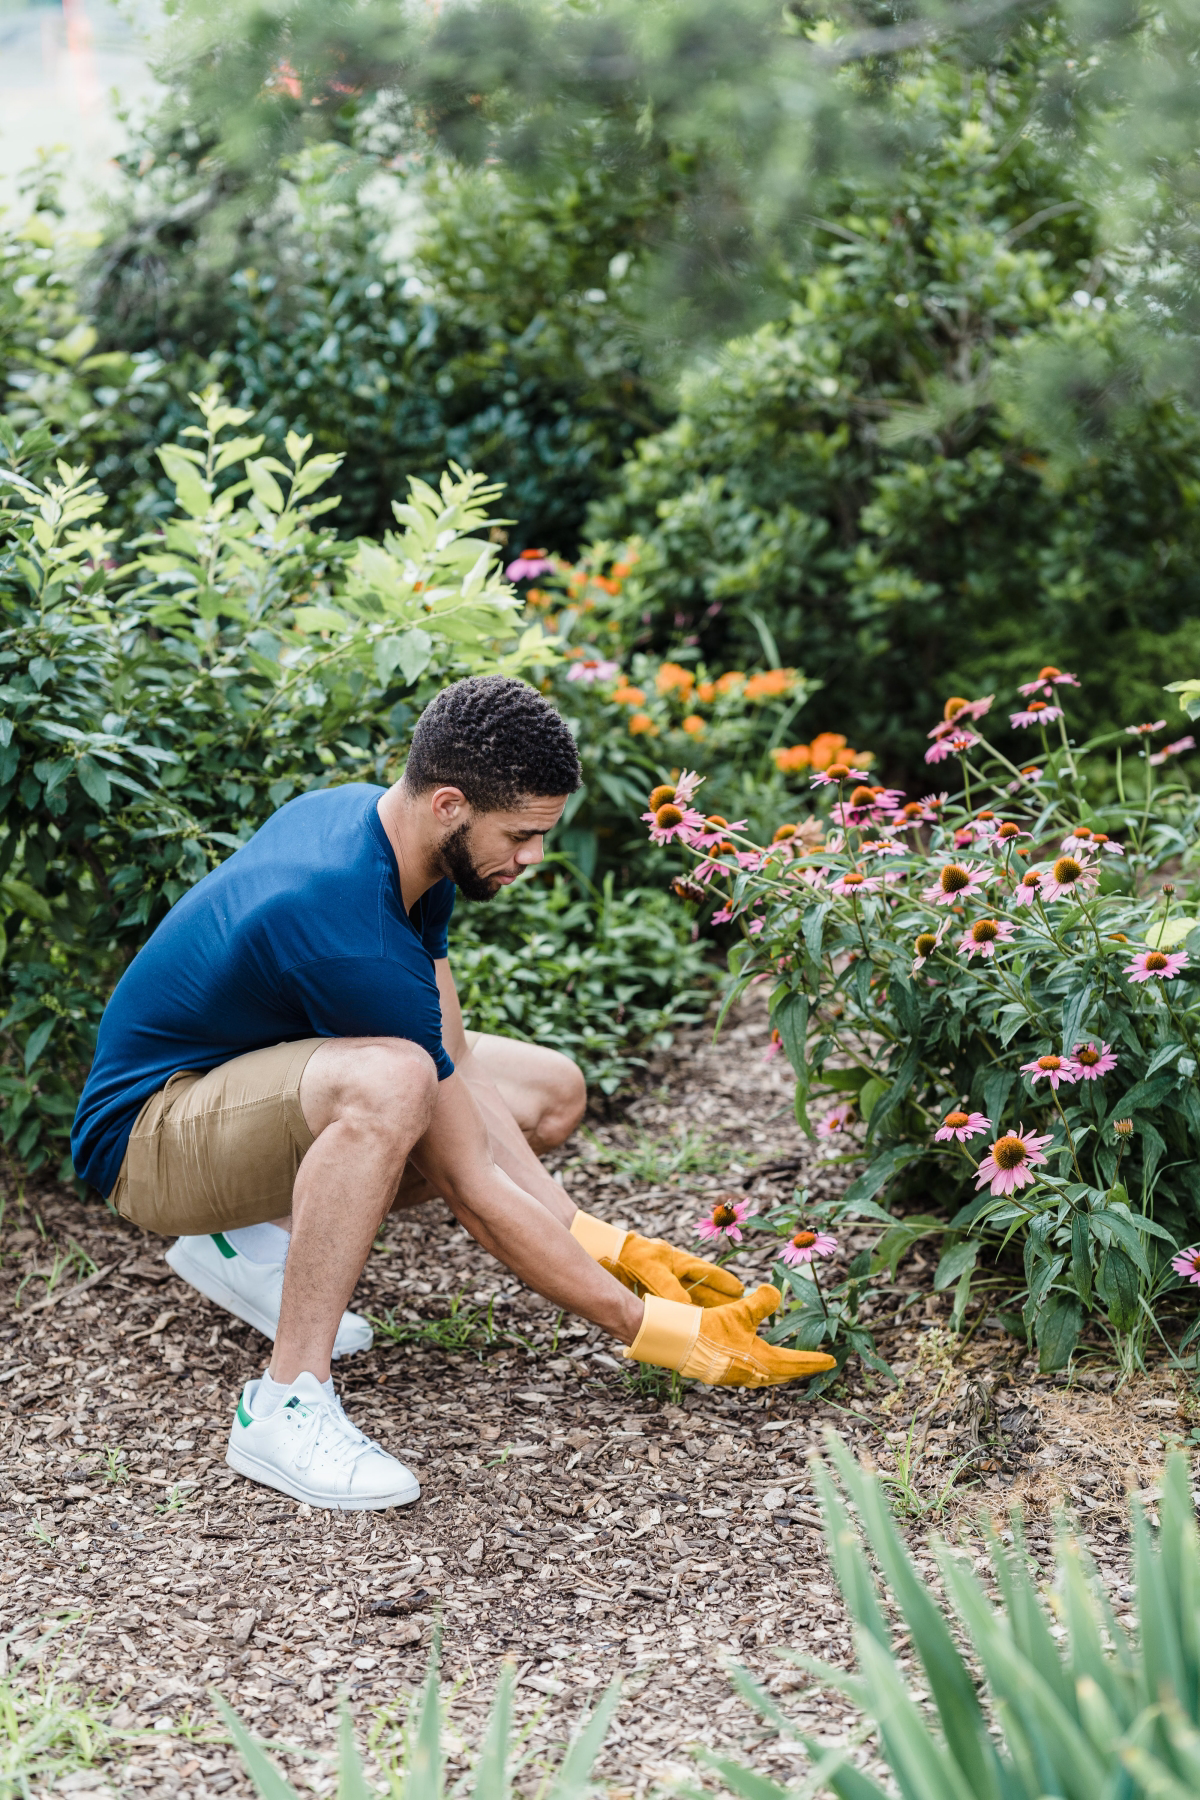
[0,1001,1194,1797]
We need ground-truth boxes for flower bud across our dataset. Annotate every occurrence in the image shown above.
[1114,1118,1134,1138]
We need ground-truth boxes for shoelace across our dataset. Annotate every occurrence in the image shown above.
[291,1400,385,1475]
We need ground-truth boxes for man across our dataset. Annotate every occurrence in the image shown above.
[72,676,832,1511]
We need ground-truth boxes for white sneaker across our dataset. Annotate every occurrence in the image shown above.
[226,1373,420,1510]
[164,1233,373,1359]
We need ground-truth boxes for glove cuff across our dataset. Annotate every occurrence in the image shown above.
[570,1209,628,1264]
[623,1295,702,1370]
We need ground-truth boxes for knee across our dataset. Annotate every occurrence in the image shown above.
[534,1053,586,1148]
[340,1040,439,1137]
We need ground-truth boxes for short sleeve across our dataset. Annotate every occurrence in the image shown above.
[284,955,455,1079]
[417,879,456,961]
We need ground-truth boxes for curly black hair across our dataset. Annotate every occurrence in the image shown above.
[403,676,582,811]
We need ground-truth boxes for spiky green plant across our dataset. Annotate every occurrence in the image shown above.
[218,1638,619,1800]
[708,1435,1200,1800]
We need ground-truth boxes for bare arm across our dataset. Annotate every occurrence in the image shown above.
[408,1071,642,1343]
[435,958,575,1227]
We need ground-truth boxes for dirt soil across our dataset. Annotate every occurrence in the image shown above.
[2,1000,1197,1798]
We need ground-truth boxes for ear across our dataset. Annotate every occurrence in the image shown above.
[429,786,469,827]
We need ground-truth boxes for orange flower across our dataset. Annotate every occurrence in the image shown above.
[715,671,745,694]
[681,714,706,737]
[696,680,716,703]
[591,575,620,595]
[656,662,695,697]
[629,712,658,736]
[744,668,796,701]
[772,745,812,773]
[612,684,646,706]
[808,732,849,771]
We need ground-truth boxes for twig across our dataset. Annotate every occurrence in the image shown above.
[20,1265,112,1316]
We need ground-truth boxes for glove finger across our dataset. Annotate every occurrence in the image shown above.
[682,1276,745,1309]
[757,1346,838,1382]
[744,1282,782,1328]
[679,1259,744,1298]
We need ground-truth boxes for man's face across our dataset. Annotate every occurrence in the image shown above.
[435,793,568,902]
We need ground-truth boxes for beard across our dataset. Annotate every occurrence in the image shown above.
[436,821,504,903]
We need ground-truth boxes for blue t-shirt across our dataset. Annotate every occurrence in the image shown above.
[71,784,456,1196]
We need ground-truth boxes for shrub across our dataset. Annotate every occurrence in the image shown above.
[717,1436,1200,1800]
[449,865,712,1095]
[650,668,1200,1374]
[584,57,1200,777]
[0,388,542,1178]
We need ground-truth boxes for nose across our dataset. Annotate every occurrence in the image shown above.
[515,837,544,868]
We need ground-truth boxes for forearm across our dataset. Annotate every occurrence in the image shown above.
[409,1075,642,1343]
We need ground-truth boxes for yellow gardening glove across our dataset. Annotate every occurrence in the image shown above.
[624,1284,836,1388]
[571,1209,744,1308]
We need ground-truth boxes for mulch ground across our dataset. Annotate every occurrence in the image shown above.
[2,1000,1197,1798]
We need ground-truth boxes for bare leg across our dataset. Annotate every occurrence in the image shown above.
[390,1033,585,1212]
[269,1037,438,1384]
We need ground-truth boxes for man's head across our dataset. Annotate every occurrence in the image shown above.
[402,676,582,901]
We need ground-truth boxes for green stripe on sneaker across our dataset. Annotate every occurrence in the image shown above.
[211,1232,237,1259]
[236,1396,254,1428]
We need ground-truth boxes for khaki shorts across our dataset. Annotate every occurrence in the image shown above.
[109,1039,323,1236]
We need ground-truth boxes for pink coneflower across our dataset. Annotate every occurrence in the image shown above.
[567,658,620,684]
[1126,720,1166,738]
[1071,1041,1118,1080]
[696,1197,751,1243]
[934,1110,991,1142]
[912,922,946,971]
[674,769,704,805]
[817,1102,855,1138]
[990,821,1029,849]
[1088,833,1124,856]
[642,801,705,845]
[1012,868,1046,908]
[1061,828,1096,855]
[828,869,881,899]
[1008,765,1044,792]
[505,549,556,580]
[957,918,1017,960]
[1150,735,1196,767]
[1126,948,1189,983]
[780,1229,837,1266]
[1171,1247,1200,1286]
[1039,854,1098,904]
[811,764,869,787]
[975,1126,1053,1196]
[925,730,979,765]
[922,861,989,906]
[858,837,907,856]
[1020,1052,1080,1090]
[764,1029,784,1063]
[892,797,940,827]
[690,814,748,850]
[1011,702,1064,729]
[928,697,993,735]
[736,849,770,872]
[710,903,737,925]
[1018,666,1080,697]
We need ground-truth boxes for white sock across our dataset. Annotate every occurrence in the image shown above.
[251,1370,335,1419]
[224,1222,291,1265]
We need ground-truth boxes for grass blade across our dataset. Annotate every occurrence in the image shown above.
[471,1660,514,1800]
[210,1693,300,1800]
[544,1678,620,1800]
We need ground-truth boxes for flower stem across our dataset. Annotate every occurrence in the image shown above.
[1051,1089,1085,1183]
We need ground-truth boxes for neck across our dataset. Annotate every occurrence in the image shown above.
[376,782,442,912]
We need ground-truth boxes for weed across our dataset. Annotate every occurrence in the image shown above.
[877,1413,977,1521]
[621,1363,682,1405]
[154,1484,194,1515]
[101,1448,128,1487]
[580,1122,731,1185]
[369,1292,542,1361]
[24,1521,55,1550]
[0,1654,141,1796]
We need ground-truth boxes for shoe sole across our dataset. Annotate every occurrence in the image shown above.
[163,1242,373,1359]
[225,1444,420,1511]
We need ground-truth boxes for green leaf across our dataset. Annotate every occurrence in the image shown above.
[842,1144,923,1208]
[377,627,435,686]
[245,458,286,513]
[803,900,830,965]
[471,1661,514,1800]
[24,1017,56,1073]
[934,1241,977,1291]
[211,1693,301,1800]
[76,754,112,807]
[1101,1247,1140,1331]
[1036,1292,1082,1372]
[1,877,52,922]
[545,1679,620,1800]
[1146,917,1194,949]
[865,1041,920,1142]
[158,445,212,519]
